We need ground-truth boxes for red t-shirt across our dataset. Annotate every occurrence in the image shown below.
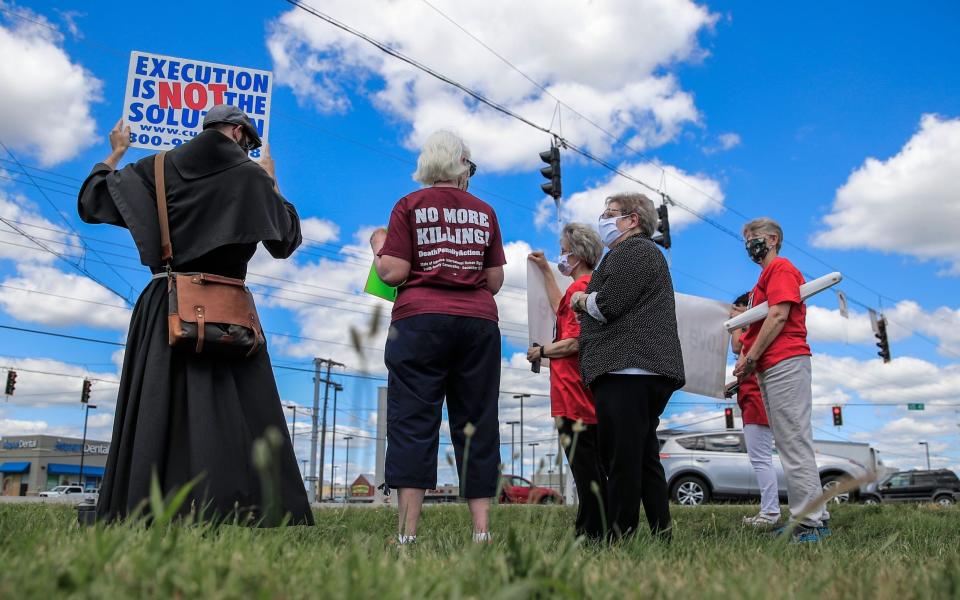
[379,187,506,323]
[550,275,596,424]
[740,257,812,372]
[737,375,768,426]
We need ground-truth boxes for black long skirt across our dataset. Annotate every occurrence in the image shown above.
[95,279,314,525]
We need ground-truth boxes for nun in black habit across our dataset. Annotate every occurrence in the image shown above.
[78,109,313,525]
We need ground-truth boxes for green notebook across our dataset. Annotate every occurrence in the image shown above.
[364,263,397,302]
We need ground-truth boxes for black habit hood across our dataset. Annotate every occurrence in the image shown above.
[104,129,294,269]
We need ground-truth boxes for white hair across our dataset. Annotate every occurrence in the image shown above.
[412,130,472,186]
[742,217,784,251]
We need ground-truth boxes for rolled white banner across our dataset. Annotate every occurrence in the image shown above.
[724,271,843,332]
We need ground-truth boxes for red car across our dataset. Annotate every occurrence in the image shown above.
[499,475,564,504]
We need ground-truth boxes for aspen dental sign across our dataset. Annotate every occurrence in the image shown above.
[122,51,272,159]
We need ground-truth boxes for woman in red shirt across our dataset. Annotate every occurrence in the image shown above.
[730,292,780,526]
[526,223,605,539]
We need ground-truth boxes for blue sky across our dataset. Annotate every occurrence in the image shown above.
[1,0,958,484]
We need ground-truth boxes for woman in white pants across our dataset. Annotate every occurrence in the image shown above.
[731,293,780,526]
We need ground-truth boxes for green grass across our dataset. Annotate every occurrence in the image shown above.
[1,503,958,599]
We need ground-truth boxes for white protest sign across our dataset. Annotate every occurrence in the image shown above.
[122,51,272,160]
[675,292,730,399]
[524,262,730,397]
[526,260,557,369]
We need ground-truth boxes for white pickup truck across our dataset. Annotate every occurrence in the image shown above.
[38,485,85,498]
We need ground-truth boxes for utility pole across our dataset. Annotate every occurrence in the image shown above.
[344,435,354,502]
[557,432,565,503]
[329,383,343,501]
[318,359,344,502]
[546,453,555,473]
[528,442,540,482]
[506,420,519,475]
[514,395,530,478]
[919,441,931,470]
[309,358,343,503]
[79,403,97,490]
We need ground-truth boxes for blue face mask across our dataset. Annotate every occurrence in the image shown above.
[598,215,627,247]
[557,253,580,276]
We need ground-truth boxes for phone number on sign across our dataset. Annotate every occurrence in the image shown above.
[128,132,261,157]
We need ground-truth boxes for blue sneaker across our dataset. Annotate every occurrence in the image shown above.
[792,525,823,543]
[771,524,822,543]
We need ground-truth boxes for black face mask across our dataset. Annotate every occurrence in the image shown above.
[746,237,769,264]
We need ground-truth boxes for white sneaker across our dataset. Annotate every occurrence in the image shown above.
[473,531,493,543]
[742,513,780,528]
[397,534,417,545]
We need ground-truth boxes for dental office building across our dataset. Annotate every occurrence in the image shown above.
[0,435,110,496]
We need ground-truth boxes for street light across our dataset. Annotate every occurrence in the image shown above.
[329,383,344,501]
[343,435,354,502]
[332,465,340,501]
[79,403,97,490]
[506,421,520,475]
[514,394,530,477]
[528,442,540,482]
[918,441,931,470]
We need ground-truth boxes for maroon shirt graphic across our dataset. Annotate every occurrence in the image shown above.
[379,187,507,323]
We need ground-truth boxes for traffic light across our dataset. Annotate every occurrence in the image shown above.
[4,370,16,396]
[539,145,561,201]
[653,203,671,249]
[832,405,843,427]
[81,379,92,404]
[875,316,891,363]
[724,407,734,429]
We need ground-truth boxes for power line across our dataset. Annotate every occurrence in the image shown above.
[0,139,137,304]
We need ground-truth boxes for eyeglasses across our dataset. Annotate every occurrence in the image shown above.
[465,159,477,177]
[599,208,631,219]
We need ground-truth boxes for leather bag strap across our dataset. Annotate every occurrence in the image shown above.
[154,151,173,263]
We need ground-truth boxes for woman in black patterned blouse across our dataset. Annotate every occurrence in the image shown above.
[570,192,685,542]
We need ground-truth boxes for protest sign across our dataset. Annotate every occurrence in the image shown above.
[526,260,557,370]
[675,292,730,399]
[364,263,398,302]
[122,51,272,160]
[524,266,729,398]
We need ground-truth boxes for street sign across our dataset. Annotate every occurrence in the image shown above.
[907,403,924,411]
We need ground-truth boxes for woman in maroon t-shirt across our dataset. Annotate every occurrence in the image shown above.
[370,131,506,545]
[525,223,605,539]
[730,292,780,526]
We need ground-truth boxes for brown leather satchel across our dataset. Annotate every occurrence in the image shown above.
[155,151,265,358]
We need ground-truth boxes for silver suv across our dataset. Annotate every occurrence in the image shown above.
[659,430,869,506]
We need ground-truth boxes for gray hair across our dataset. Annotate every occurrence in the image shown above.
[561,222,603,268]
[606,192,658,237]
[742,217,784,251]
[412,130,472,186]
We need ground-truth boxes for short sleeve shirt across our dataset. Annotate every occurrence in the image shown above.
[550,275,596,424]
[379,187,506,323]
[740,257,811,372]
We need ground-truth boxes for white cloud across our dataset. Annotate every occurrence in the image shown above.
[702,132,741,154]
[813,114,960,274]
[0,354,118,408]
[267,0,716,172]
[0,190,65,263]
[556,161,724,229]
[0,264,131,329]
[0,6,102,165]
[300,217,340,244]
[806,299,960,358]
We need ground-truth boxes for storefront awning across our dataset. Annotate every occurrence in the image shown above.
[47,464,105,477]
[0,461,30,474]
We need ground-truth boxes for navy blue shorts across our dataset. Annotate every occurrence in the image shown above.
[384,314,501,498]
